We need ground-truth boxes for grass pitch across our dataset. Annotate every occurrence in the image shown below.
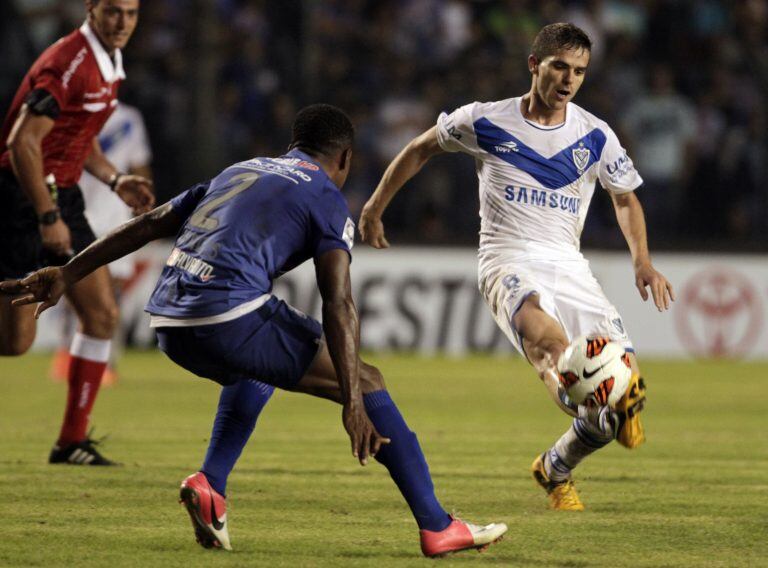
[1,352,766,567]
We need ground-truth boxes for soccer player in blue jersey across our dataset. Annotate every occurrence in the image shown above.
[2,105,507,556]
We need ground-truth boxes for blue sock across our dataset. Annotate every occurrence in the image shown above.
[201,379,274,496]
[363,390,451,532]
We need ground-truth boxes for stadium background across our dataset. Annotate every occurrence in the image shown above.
[3,0,767,249]
[2,0,766,359]
[2,2,767,567]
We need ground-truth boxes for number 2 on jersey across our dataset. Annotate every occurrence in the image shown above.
[188,172,260,231]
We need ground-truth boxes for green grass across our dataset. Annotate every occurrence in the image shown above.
[1,353,766,567]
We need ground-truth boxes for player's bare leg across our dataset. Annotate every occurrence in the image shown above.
[49,298,77,382]
[513,295,587,510]
[513,294,646,510]
[48,265,118,465]
[103,274,129,385]
[514,295,576,417]
[50,272,125,384]
[67,266,119,340]
[0,294,37,356]
[292,341,386,400]
[294,343,507,557]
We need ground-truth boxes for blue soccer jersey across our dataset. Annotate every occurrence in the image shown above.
[145,149,354,320]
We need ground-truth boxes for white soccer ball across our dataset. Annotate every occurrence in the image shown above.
[556,336,631,407]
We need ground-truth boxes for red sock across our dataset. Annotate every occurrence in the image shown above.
[57,333,111,446]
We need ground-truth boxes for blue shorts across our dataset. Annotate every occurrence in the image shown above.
[155,296,323,389]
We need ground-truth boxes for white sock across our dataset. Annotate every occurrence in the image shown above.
[544,418,613,483]
[70,332,111,363]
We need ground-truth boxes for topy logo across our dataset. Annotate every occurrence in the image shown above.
[494,141,519,154]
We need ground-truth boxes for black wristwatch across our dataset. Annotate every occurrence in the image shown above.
[108,172,126,191]
[38,208,61,225]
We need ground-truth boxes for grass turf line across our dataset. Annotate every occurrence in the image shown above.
[1,352,766,567]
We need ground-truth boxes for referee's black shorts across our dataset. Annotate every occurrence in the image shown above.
[0,168,97,280]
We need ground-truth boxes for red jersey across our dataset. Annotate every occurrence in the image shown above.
[0,22,125,187]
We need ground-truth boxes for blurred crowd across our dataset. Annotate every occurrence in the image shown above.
[3,0,768,250]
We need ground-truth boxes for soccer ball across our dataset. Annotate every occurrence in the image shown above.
[556,336,631,407]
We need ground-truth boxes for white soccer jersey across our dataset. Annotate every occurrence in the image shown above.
[435,97,642,278]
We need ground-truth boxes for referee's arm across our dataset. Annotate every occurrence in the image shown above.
[7,105,56,216]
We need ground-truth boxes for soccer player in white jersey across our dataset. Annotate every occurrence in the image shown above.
[359,23,674,511]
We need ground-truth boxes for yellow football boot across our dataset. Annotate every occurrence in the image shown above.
[614,374,647,449]
[531,454,584,511]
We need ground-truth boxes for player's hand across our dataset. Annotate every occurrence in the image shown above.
[342,401,390,465]
[0,266,67,318]
[359,206,390,249]
[634,262,674,311]
[115,175,155,214]
[39,218,73,257]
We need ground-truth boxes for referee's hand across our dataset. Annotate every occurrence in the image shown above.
[39,218,72,257]
[115,174,155,214]
[0,266,66,318]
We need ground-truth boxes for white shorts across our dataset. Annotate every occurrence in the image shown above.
[480,259,633,357]
[82,180,135,280]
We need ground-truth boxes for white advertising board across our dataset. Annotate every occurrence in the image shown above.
[30,244,768,359]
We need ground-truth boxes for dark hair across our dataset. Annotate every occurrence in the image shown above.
[289,104,354,157]
[531,23,591,61]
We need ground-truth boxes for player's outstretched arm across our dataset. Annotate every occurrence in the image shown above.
[611,191,675,311]
[315,249,389,465]
[359,126,444,248]
[0,202,184,317]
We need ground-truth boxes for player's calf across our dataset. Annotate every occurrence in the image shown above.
[514,297,569,371]
[360,362,386,393]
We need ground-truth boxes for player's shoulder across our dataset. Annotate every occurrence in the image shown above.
[453,97,519,118]
[568,102,617,136]
[305,176,349,224]
[35,28,89,72]
[318,178,347,202]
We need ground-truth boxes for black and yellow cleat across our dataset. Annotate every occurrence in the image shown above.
[614,374,647,449]
[531,453,584,511]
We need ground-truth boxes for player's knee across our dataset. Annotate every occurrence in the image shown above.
[545,338,567,365]
[80,303,119,337]
[360,364,386,393]
[530,336,568,374]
